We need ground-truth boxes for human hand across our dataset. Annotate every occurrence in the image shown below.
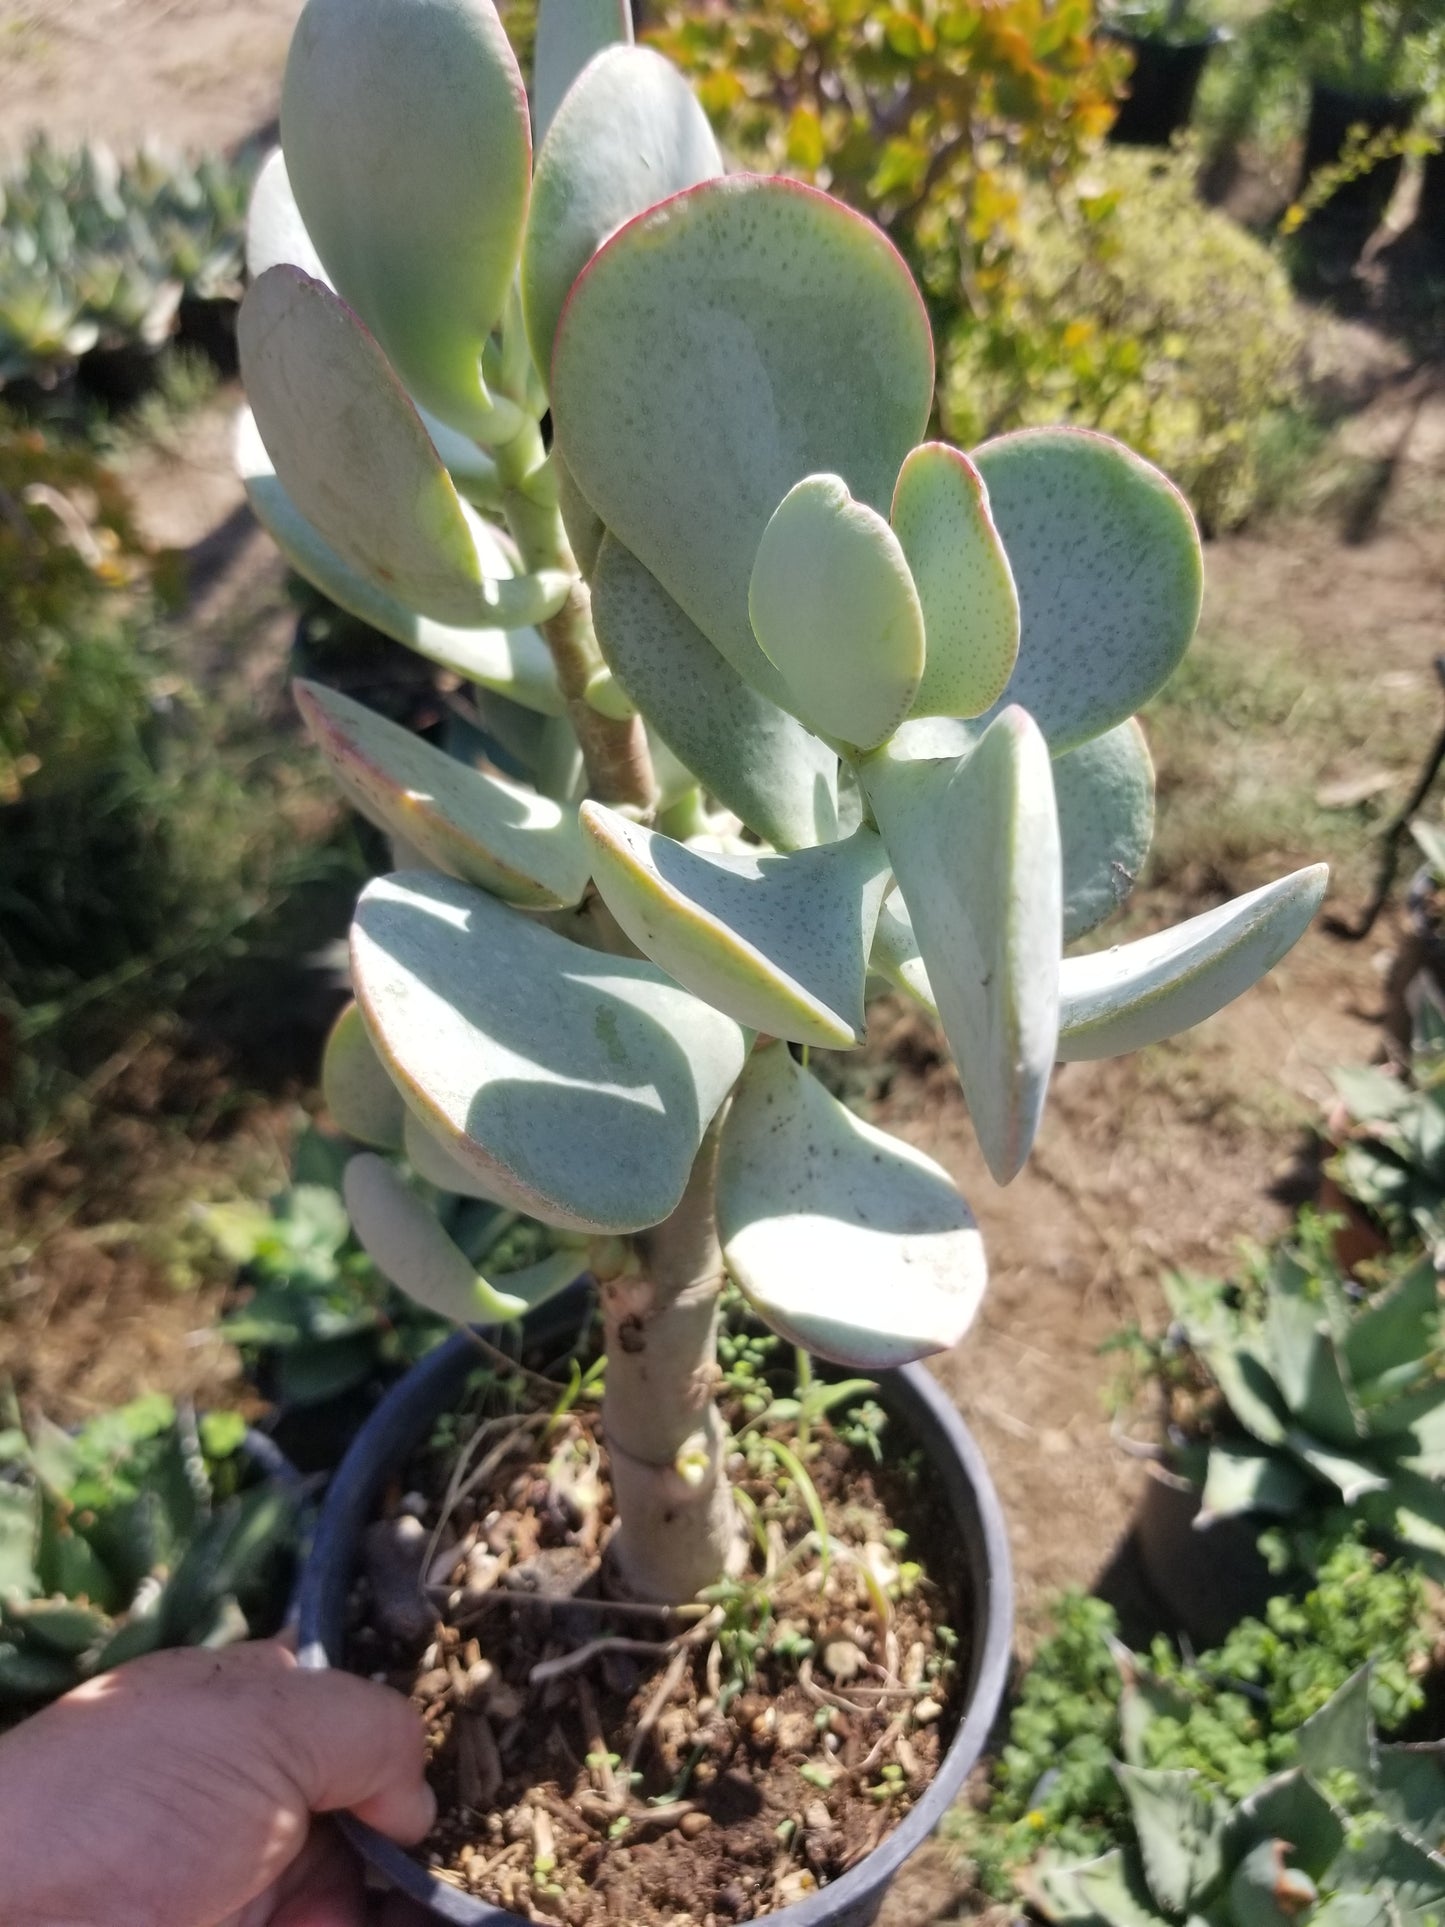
[0,1640,436,1927]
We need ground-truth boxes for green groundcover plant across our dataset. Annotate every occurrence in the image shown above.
[236,0,1326,1605]
[1037,1656,1445,1927]
[952,1536,1432,1896]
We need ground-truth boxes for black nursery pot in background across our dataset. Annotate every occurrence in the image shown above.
[296,1323,1015,1927]
[1107,30,1223,147]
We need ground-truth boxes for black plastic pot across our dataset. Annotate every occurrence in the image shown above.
[296,1324,1014,1927]
[1133,1463,1276,1649]
[1298,83,1420,244]
[1106,30,1222,148]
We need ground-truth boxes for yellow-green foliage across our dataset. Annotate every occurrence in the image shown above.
[942,149,1305,533]
[653,1,1306,529]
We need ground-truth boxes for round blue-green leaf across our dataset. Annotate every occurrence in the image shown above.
[322,1001,406,1151]
[891,442,1019,721]
[281,0,531,442]
[235,408,561,715]
[351,871,749,1234]
[1058,865,1328,1062]
[343,1153,585,1325]
[582,808,889,1047]
[552,175,934,700]
[295,680,588,908]
[523,44,722,383]
[532,0,632,140]
[749,475,925,751]
[718,1043,987,1370]
[591,535,839,850]
[1055,719,1156,943]
[973,428,1203,754]
[864,708,1062,1185]
[238,270,568,629]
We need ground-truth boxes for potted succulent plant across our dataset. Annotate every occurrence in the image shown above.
[1271,1,1445,246]
[235,0,1328,1916]
[1101,1,1227,148]
[1127,1227,1445,1647]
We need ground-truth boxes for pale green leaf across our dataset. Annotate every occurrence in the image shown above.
[244,155,505,510]
[1056,721,1156,943]
[246,147,327,283]
[1038,1850,1170,1927]
[1295,1666,1376,1790]
[864,709,1062,1185]
[281,0,530,441]
[1266,1257,1364,1449]
[237,271,568,629]
[555,450,604,578]
[749,474,925,750]
[1223,1769,1344,1883]
[717,1044,986,1369]
[351,871,748,1233]
[1377,1742,1445,1852]
[552,175,933,700]
[1344,1258,1440,1392]
[322,1001,406,1151]
[591,535,839,850]
[295,680,588,908]
[582,809,889,1047]
[523,44,721,380]
[343,1154,584,1324]
[235,408,561,715]
[1116,1767,1227,1914]
[868,890,935,1016]
[532,0,632,142]
[973,428,1203,754]
[1057,867,1328,1062]
[1199,1445,1313,1522]
[404,1109,510,1204]
[890,441,1019,721]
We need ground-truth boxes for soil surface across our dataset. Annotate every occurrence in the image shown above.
[350,1341,967,1924]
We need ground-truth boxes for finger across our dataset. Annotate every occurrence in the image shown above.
[268,1824,368,1927]
[263,1668,436,1844]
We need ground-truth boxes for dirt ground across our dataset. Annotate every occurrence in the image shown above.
[3,6,1445,1923]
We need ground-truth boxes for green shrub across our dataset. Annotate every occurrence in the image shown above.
[952,1534,1431,1896]
[939,148,1307,533]
[653,2,1306,529]
[0,419,350,1135]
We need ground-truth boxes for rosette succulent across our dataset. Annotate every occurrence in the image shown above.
[236,0,1327,1603]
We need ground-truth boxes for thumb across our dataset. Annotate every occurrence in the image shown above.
[268,1664,436,1844]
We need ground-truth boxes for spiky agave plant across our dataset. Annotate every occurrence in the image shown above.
[1037,1664,1445,1927]
[235,0,1327,1605]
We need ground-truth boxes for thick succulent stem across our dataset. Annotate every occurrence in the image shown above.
[492,422,657,813]
[599,1120,743,1602]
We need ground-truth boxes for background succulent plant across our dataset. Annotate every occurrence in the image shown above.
[236,0,1328,1603]
[1164,1245,1445,1574]
[1037,1663,1445,1927]
[0,1395,296,1712]
[0,136,250,388]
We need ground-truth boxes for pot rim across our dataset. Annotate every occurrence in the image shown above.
[297,1321,1014,1927]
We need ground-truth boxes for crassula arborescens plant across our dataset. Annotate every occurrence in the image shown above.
[235,0,1327,1606]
